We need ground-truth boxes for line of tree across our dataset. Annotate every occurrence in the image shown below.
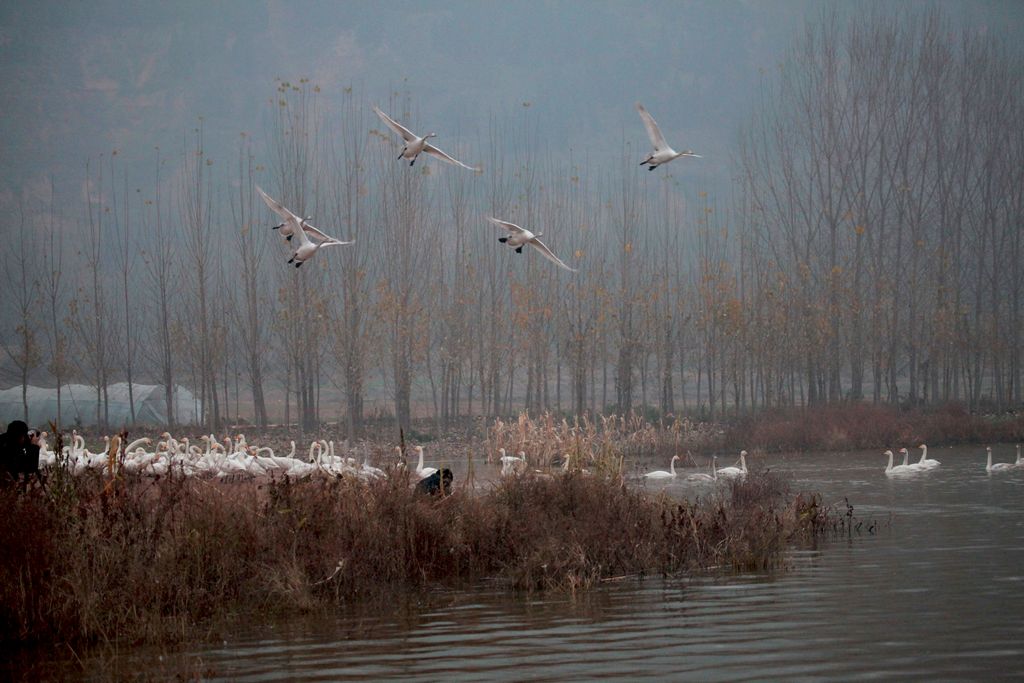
[1,9,1020,434]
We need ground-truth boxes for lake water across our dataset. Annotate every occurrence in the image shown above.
[12,444,1024,680]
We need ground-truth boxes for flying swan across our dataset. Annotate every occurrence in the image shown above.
[254,186,353,266]
[635,102,702,171]
[485,217,578,272]
[373,106,480,171]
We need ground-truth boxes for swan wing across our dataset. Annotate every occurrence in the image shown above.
[486,216,526,234]
[423,143,480,171]
[256,185,301,225]
[636,102,669,152]
[302,223,350,245]
[528,237,578,273]
[373,106,417,142]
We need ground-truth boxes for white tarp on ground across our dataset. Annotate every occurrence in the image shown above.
[0,383,200,428]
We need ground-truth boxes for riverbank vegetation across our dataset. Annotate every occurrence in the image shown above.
[0,465,833,648]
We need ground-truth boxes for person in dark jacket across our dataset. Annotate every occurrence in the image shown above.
[0,420,40,483]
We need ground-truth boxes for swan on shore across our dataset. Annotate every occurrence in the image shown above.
[635,102,702,171]
[373,106,479,171]
[485,217,578,272]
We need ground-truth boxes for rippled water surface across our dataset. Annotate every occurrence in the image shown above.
[16,445,1024,680]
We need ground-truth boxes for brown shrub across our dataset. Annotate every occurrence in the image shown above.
[0,466,831,648]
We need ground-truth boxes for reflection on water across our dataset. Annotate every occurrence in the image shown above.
[11,445,1024,681]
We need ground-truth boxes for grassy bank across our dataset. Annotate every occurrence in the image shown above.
[0,467,833,647]
[724,403,1024,454]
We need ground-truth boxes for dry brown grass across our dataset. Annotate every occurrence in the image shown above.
[726,402,1024,452]
[0,463,832,648]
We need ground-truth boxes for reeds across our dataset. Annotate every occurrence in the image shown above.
[726,402,1024,453]
[0,466,832,647]
[487,412,722,473]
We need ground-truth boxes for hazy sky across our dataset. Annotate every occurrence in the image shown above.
[2,0,1022,211]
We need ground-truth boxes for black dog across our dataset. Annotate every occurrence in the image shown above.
[415,468,454,496]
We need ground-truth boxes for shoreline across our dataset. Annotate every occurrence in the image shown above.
[1,468,837,650]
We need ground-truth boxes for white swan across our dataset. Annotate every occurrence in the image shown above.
[499,448,526,476]
[884,449,917,476]
[372,106,479,171]
[635,102,702,171]
[1013,444,1022,469]
[485,217,578,272]
[684,456,718,482]
[986,446,1014,472]
[645,454,679,479]
[717,450,748,478]
[898,448,919,470]
[256,186,354,266]
[256,185,316,242]
[414,445,438,479]
[287,213,353,268]
[915,443,940,469]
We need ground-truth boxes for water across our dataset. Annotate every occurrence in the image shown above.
[13,444,1024,680]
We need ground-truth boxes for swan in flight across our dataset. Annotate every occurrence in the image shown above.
[986,446,1015,472]
[285,206,354,268]
[644,454,679,479]
[257,186,326,243]
[255,186,353,266]
[635,102,702,171]
[414,445,438,479]
[884,450,917,476]
[372,106,480,171]
[485,217,578,272]
[915,444,940,469]
[717,450,748,478]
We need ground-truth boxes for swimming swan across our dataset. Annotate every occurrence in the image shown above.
[644,454,679,479]
[915,443,940,469]
[414,445,438,479]
[986,446,1014,472]
[884,449,917,475]
[717,450,748,478]
[684,456,718,482]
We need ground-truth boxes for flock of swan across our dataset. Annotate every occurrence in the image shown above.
[256,103,698,272]
[641,443,1024,483]
[28,432,592,484]
[643,450,748,483]
[883,443,1024,475]
[35,431,391,481]
[26,429,1024,485]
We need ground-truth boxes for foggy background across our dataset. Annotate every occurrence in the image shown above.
[1,0,1022,433]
